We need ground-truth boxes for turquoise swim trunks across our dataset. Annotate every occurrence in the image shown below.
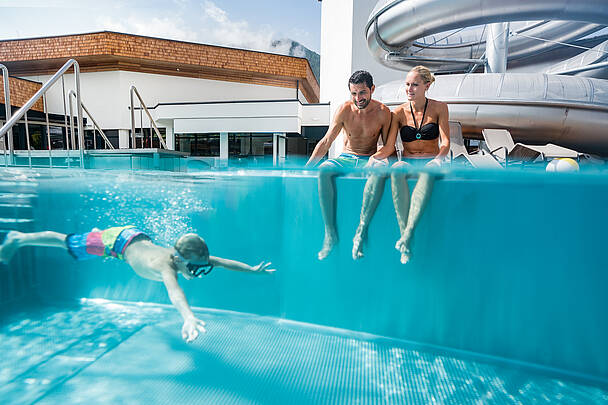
[324,153,370,168]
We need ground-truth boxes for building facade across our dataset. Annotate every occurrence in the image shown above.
[0,31,329,165]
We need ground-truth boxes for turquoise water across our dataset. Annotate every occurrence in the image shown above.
[1,165,607,403]
[2,299,607,404]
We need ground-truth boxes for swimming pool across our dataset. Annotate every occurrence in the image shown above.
[1,166,607,404]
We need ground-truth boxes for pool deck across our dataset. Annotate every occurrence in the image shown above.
[5,148,189,171]
[1,300,607,405]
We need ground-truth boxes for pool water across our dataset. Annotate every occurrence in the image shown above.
[1,165,607,404]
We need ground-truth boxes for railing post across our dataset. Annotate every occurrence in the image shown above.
[130,87,136,149]
[74,63,84,168]
[44,94,53,168]
[129,86,167,149]
[0,59,84,168]
[25,111,31,168]
[61,75,71,168]
[1,64,14,165]
[68,90,114,150]
[1,119,5,167]
[69,92,75,151]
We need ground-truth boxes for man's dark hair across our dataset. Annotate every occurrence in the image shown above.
[348,70,374,90]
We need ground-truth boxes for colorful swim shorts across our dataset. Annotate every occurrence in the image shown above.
[65,225,150,261]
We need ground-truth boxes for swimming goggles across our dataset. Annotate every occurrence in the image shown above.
[186,262,214,277]
[175,249,214,277]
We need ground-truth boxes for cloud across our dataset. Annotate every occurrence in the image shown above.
[97,15,198,43]
[203,1,228,24]
[200,1,276,52]
[1,1,314,56]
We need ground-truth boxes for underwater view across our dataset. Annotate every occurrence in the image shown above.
[1,165,607,404]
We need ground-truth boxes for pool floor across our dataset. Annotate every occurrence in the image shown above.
[1,299,607,404]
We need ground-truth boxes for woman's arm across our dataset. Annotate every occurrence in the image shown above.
[434,101,451,161]
[425,102,450,167]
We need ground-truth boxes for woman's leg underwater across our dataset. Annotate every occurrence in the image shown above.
[393,169,434,264]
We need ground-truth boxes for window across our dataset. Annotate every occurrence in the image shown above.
[129,128,167,149]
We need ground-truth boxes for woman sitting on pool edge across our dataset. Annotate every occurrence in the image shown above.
[0,225,275,342]
[353,65,450,264]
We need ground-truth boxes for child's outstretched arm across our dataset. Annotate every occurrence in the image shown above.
[160,267,206,342]
[209,256,275,273]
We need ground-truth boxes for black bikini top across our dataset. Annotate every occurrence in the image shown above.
[399,98,439,142]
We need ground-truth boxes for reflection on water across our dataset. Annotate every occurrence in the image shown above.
[1,300,607,405]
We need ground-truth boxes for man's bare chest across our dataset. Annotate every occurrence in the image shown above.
[344,117,382,138]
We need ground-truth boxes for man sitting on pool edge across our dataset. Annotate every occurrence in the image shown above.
[0,226,274,343]
[305,70,392,260]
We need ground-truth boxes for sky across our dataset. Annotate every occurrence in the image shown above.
[0,0,322,53]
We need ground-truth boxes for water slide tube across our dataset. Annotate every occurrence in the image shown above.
[366,0,608,154]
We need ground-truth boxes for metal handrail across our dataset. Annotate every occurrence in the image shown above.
[68,90,115,150]
[61,75,71,168]
[0,59,84,168]
[1,64,13,166]
[129,86,167,149]
[43,95,52,168]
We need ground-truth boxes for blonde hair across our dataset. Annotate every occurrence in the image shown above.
[409,65,435,85]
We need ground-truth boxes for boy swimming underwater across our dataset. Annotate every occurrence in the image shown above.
[0,226,274,342]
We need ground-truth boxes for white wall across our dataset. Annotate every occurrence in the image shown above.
[350,2,404,88]
[300,103,330,126]
[156,100,330,134]
[319,0,405,95]
[320,0,353,105]
[158,101,302,133]
[174,117,299,134]
[22,71,299,131]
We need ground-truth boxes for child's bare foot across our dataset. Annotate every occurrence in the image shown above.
[0,231,23,263]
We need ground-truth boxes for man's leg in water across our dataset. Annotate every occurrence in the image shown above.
[317,162,340,260]
[392,168,434,264]
[0,231,68,263]
[353,172,387,260]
